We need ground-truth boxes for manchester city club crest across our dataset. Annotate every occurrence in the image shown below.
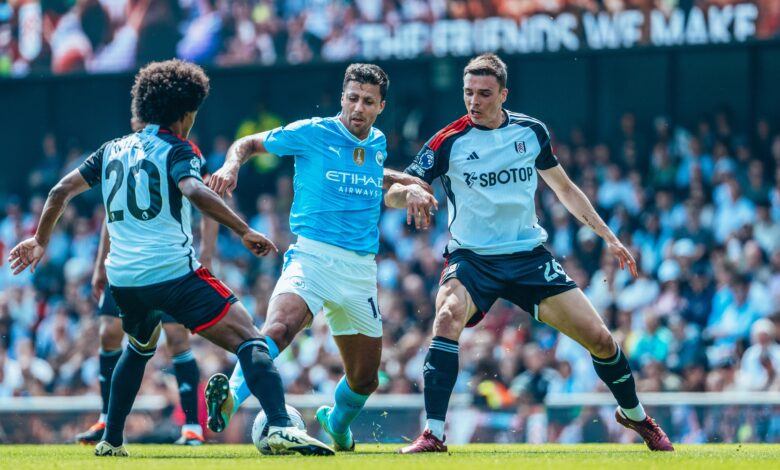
[515,141,526,154]
[375,150,385,166]
[353,147,366,166]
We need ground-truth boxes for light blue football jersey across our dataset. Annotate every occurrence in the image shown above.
[263,116,387,255]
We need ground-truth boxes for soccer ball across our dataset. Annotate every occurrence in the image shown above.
[251,405,306,455]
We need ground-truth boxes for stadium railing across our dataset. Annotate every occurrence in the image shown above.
[2,393,779,443]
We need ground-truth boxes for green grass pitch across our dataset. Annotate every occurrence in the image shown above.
[1,444,778,470]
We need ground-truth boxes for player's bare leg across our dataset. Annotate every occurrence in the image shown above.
[77,316,123,445]
[164,323,204,445]
[206,293,312,432]
[199,301,332,455]
[317,334,382,451]
[400,279,476,454]
[538,289,674,451]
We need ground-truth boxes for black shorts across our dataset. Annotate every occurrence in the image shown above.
[109,267,238,344]
[99,288,177,324]
[441,245,577,327]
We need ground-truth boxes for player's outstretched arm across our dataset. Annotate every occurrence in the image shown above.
[208,132,270,197]
[539,165,638,277]
[179,177,278,257]
[199,215,219,271]
[385,183,439,230]
[8,169,91,274]
[91,222,110,301]
[383,168,433,194]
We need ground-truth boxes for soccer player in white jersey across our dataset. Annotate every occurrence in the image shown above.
[9,60,334,457]
[75,118,216,447]
[387,54,674,452]
[205,64,436,452]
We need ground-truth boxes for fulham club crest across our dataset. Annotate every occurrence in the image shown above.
[515,141,526,154]
[353,147,366,166]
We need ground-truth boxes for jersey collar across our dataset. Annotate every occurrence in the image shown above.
[470,109,509,131]
[333,114,374,144]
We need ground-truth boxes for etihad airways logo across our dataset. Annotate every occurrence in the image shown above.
[326,170,383,197]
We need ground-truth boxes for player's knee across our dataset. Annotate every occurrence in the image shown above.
[100,321,124,351]
[164,325,190,356]
[433,303,467,338]
[588,328,617,359]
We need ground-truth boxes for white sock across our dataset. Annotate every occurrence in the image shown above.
[99,413,107,424]
[182,423,203,435]
[425,419,445,440]
[620,403,647,422]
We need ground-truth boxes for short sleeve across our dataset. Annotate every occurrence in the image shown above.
[168,142,204,184]
[533,125,559,170]
[78,141,111,187]
[262,119,314,157]
[199,156,208,178]
[404,139,449,184]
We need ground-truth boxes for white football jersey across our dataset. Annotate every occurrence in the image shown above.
[79,124,206,287]
[406,110,559,256]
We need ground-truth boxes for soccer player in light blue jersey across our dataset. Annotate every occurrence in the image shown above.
[205,64,437,451]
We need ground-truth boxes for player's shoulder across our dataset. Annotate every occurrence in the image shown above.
[93,134,132,159]
[428,115,473,151]
[506,110,550,134]
[370,126,386,143]
[288,117,321,129]
[154,127,202,159]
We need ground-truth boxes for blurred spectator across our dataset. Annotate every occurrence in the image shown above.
[737,319,780,391]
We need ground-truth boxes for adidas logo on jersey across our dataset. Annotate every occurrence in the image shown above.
[467,152,480,160]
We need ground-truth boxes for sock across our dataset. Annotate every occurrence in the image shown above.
[229,335,279,413]
[620,403,647,422]
[423,336,459,440]
[102,344,155,447]
[99,413,107,424]
[182,423,203,435]
[329,375,370,434]
[98,348,122,416]
[235,338,292,428]
[591,345,646,421]
[172,349,201,425]
[425,419,445,440]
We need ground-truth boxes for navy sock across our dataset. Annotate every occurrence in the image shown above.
[172,350,200,425]
[103,344,155,447]
[236,338,292,428]
[591,346,640,409]
[423,336,460,422]
[99,349,122,415]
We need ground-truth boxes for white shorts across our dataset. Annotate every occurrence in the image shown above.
[271,236,382,338]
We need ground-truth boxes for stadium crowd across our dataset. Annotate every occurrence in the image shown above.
[2,107,780,444]
[3,0,779,76]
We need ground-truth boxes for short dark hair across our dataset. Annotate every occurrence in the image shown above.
[464,53,508,89]
[343,63,389,100]
[131,59,210,128]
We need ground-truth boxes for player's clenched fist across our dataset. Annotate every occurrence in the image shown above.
[241,230,278,257]
[405,185,439,230]
[8,237,46,275]
[209,164,239,198]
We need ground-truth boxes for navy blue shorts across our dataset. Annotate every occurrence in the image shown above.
[440,245,578,327]
[109,268,238,344]
[99,288,177,324]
